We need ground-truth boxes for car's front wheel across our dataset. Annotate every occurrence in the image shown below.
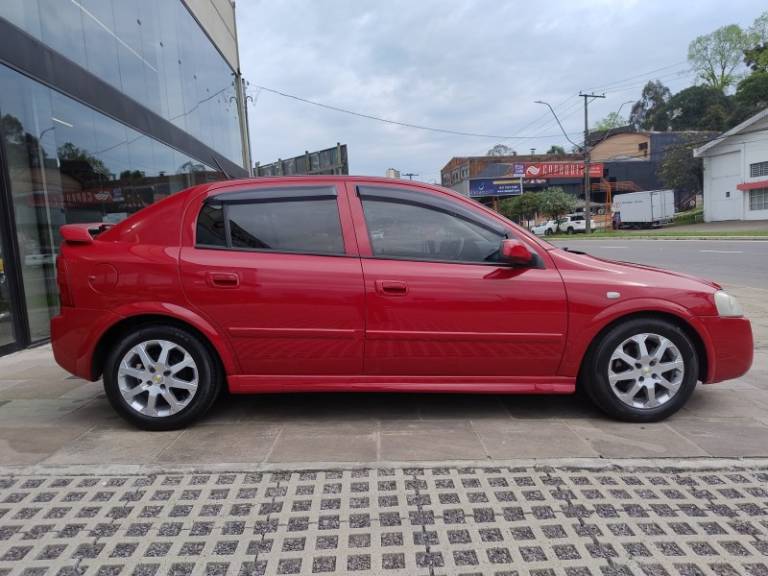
[582,317,698,422]
[103,324,221,430]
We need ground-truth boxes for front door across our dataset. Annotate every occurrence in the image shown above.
[348,183,568,377]
[180,183,365,375]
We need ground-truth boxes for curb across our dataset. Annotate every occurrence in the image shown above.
[2,457,768,477]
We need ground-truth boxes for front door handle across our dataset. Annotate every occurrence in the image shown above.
[376,280,408,296]
[207,272,240,288]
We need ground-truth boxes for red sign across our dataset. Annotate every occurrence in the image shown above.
[519,162,603,179]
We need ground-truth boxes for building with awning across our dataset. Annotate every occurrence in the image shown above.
[694,108,768,222]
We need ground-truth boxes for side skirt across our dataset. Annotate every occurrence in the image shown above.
[228,375,576,395]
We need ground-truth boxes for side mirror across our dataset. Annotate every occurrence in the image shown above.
[499,238,533,265]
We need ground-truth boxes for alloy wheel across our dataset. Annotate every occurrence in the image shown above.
[607,332,684,409]
[116,339,199,417]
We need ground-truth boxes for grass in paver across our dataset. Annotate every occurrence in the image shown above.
[3,465,768,575]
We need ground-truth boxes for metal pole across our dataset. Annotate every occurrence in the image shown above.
[579,92,605,233]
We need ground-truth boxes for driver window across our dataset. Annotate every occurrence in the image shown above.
[360,194,505,263]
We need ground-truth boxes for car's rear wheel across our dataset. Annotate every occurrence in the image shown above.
[582,317,698,422]
[566,227,574,234]
[103,325,221,430]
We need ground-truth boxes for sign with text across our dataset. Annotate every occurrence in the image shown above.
[468,178,522,197]
[510,162,603,179]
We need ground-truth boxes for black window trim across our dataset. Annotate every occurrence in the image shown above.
[356,185,544,269]
[195,185,347,257]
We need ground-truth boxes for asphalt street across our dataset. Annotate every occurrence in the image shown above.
[550,239,768,290]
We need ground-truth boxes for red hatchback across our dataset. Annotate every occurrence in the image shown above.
[51,177,753,429]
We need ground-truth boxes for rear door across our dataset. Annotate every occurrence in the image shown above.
[347,182,568,377]
[180,183,365,375]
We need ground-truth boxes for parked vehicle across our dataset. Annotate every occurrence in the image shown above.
[531,219,558,236]
[612,189,676,228]
[557,214,585,234]
[52,176,753,429]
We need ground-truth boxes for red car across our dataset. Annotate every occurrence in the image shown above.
[52,177,753,429]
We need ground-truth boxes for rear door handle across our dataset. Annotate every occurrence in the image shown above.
[375,280,408,296]
[207,272,240,288]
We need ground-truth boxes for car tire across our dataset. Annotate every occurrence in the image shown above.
[103,324,222,430]
[544,229,552,236]
[566,227,574,234]
[581,317,698,422]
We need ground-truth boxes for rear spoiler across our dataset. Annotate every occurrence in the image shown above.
[60,223,114,245]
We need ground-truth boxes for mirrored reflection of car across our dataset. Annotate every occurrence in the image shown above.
[51,177,753,430]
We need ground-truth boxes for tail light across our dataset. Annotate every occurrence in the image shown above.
[56,256,74,307]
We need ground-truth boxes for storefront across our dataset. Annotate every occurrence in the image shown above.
[0,0,250,355]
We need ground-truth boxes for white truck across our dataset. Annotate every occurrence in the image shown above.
[612,189,675,229]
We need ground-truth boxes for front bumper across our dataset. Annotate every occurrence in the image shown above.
[698,316,753,383]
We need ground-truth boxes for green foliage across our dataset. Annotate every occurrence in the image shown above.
[666,85,732,131]
[486,144,516,157]
[546,145,566,155]
[659,137,703,193]
[743,43,768,72]
[732,71,768,123]
[748,11,768,44]
[688,24,749,90]
[593,112,627,131]
[537,187,575,221]
[629,80,671,130]
[499,192,540,225]
[57,142,110,177]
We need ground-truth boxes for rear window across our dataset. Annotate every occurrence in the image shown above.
[195,186,345,256]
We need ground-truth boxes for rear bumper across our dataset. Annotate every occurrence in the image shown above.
[698,316,753,383]
[51,307,122,380]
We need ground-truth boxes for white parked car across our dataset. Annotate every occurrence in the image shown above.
[531,220,558,236]
[557,214,586,234]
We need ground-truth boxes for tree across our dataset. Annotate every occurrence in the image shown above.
[498,193,540,227]
[546,145,566,155]
[593,112,627,131]
[537,187,575,222]
[744,43,768,72]
[629,80,671,130]
[659,137,703,193]
[688,24,748,90]
[749,10,768,44]
[666,85,732,131]
[486,144,516,156]
[57,142,110,176]
[731,71,768,123]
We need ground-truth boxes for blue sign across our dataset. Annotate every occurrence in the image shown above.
[468,178,522,198]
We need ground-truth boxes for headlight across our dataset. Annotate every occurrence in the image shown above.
[714,290,743,317]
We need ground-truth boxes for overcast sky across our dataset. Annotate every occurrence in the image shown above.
[237,0,764,182]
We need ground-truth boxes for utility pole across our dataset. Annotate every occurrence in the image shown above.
[579,92,605,233]
[403,172,418,180]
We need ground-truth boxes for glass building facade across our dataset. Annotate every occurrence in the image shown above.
[0,0,250,355]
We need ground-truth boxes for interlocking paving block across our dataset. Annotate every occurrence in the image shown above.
[0,465,767,574]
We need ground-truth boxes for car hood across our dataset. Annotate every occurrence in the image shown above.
[550,248,722,291]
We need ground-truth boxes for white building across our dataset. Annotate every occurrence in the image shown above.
[694,108,768,222]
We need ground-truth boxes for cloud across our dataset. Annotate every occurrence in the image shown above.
[237,0,762,182]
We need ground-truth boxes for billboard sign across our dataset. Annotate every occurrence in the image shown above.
[509,162,603,179]
[468,178,522,197]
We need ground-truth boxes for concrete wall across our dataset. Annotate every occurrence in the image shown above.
[702,117,768,222]
[184,0,239,71]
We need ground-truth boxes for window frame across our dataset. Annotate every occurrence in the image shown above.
[194,185,349,257]
[749,161,768,178]
[356,185,543,268]
[749,188,768,212]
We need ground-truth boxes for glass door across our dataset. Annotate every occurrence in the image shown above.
[0,217,19,351]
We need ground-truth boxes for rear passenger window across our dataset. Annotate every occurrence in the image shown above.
[196,203,226,247]
[195,186,345,256]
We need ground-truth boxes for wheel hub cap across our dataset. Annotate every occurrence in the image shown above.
[607,333,684,410]
[117,340,199,418]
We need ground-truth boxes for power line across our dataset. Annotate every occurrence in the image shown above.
[252,85,579,140]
